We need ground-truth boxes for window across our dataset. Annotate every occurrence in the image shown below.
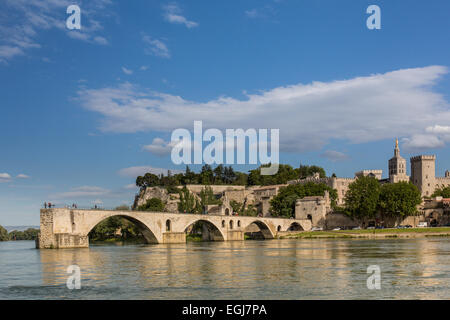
[237,220,241,227]
[166,219,171,232]
[229,220,233,229]
[222,220,225,228]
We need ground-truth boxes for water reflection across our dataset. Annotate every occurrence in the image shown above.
[0,238,449,299]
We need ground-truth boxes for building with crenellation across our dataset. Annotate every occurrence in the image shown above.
[410,155,450,197]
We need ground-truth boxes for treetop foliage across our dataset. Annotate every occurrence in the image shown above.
[344,177,422,219]
[432,186,450,198]
[136,164,327,190]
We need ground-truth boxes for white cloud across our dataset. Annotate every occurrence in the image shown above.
[77,66,450,153]
[402,134,445,151]
[140,65,149,71]
[0,0,112,63]
[122,67,133,75]
[142,138,178,156]
[16,174,30,179]
[0,46,25,61]
[142,34,170,58]
[118,166,183,178]
[0,173,12,182]
[401,124,450,151]
[93,36,109,45]
[163,3,198,28]
[320,150,349,162]
[124,183,137,190]
[245,6,275,19]
[50,186,111,199]
[426,125,450,135]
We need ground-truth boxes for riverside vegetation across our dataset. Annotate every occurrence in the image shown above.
[0,225,39,241]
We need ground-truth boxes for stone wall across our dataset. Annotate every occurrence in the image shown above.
[323,213,358,229]
[185,184,245,194]
[295,196,329,227]
[37,210,55,248]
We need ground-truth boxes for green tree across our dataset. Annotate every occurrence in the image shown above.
[178,187,201,213]
[379,182,422,217]
[137,198,165,212]
[248,164,326,186]
[223,166,236,184]
[344,176,381,220]
[136,173,160,189]
[230,200,257,216]
[200,164,213,184]
[199,186,222,213]
[213,165,224,184]
[0,225,9,241]
[8,228,40,241]
[269,182,337,218]
[296,165,326,179]
[432,186,450,198]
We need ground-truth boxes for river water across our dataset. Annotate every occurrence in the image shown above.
[0,238,449,299]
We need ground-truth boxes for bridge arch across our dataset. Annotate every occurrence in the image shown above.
[243,220,275,239]
[287,222,304,231]
[183,219,225,241]
[84,213,159,244]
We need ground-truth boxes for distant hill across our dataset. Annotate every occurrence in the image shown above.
[3,226,39,232]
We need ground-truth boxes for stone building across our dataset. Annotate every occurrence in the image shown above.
[253,184,287,216]
[295,191,331,227]
[388,138,410,183]
[410,155,450,197]
[288,172,355,206]
[355,170,383,180]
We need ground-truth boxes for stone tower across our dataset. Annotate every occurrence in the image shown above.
[410,155,436,197]
[388,138,409,183]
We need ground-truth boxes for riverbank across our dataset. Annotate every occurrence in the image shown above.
[278,227,450,239]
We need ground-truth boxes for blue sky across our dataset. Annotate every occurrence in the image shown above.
[1,0,450,225]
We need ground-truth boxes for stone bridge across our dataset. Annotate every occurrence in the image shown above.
[37,208,311,249]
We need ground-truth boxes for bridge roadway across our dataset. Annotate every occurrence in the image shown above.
[37,208,312,249]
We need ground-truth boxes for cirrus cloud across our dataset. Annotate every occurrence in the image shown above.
[163,3,198,28]
[0,0,113,63]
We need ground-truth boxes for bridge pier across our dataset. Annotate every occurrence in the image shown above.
[227,230,245,241]
[162,232,186,244]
